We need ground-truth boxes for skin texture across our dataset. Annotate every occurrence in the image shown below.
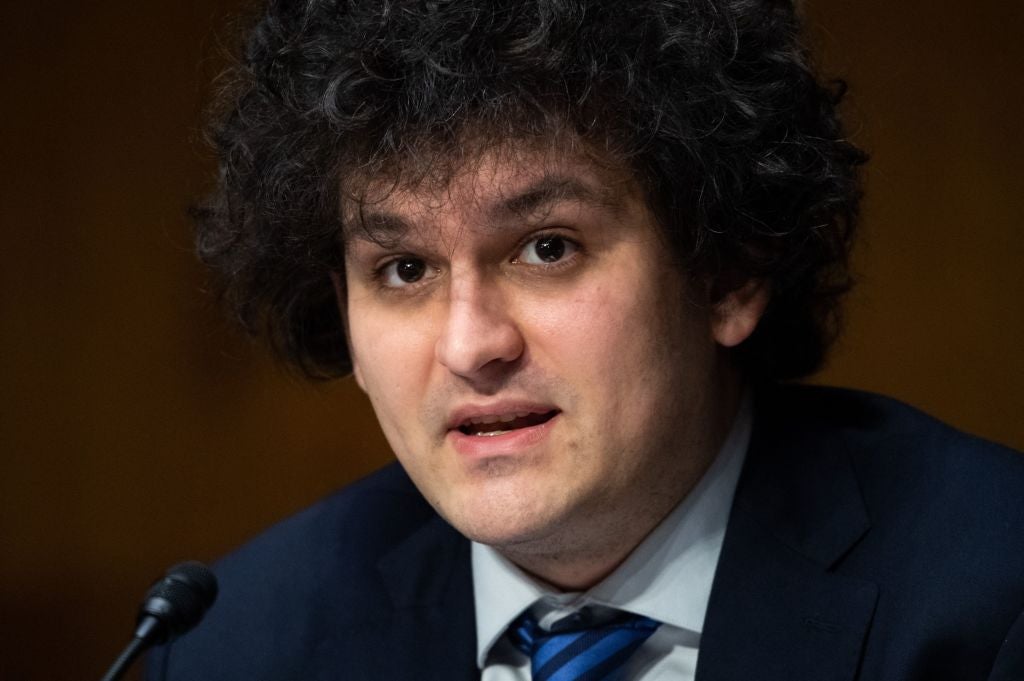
[338,147,767,589]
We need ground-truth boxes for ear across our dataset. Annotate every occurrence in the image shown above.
[329,270,366,392]
[710,279,770,348]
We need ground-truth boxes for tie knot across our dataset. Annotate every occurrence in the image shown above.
[510,609,660,681]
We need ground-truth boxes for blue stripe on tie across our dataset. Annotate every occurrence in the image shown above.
[545,627,639,681]
[573,634,649,681]
[532,630,588,670]
[534,628,618,680]
[509,610,660,681]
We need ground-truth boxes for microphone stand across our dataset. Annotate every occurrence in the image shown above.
[100,617,161,681]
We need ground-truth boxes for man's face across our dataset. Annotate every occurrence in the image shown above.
[342,147,744,573]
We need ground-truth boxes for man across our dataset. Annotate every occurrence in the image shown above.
[149,0,1024,679]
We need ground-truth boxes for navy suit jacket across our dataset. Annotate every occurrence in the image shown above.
[148,386,1024,680]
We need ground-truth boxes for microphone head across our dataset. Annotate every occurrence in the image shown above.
[136,561,218,644]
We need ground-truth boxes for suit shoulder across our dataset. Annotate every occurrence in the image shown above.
[210,462,441,612]
[147,463,451,680]
[220,462,433,570]
[765,383,1023,475]
[765,383,1024,576]
[757,384,1024,544]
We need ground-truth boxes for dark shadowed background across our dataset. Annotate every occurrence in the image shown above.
[2,1,1022,678]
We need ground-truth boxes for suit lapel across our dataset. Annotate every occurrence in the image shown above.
[697,387,879,681]
[301,508,478,681]
[376,514,479,680]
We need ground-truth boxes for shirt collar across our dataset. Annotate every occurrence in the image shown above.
[471,391,753,668]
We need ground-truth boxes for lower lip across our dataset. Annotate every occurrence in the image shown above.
[448,414,559,459]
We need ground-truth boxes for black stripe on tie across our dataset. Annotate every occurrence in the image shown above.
[575,635,648,681]
[509,610,661,681]
[533,627,619,680]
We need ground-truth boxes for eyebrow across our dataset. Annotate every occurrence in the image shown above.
[346,211,412,247]
[494,175,619,220]
[343,173,625,246]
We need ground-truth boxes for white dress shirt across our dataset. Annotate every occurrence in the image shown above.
[471,393,753,680]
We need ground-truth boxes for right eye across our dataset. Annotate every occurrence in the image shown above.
[379,257,437,288]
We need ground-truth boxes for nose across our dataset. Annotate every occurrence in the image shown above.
[435,275,524,380]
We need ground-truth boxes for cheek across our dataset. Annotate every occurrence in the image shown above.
[346,308,436,439]
[523,284,665,421]
[531,274,712,427]
[522,280,635,347]
[529,281,675,367]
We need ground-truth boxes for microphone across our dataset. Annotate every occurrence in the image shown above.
[100,561,218,681]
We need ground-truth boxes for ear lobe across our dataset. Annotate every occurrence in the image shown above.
[351,360,367,392]
[711,279,770,348]
[329,270,366,392]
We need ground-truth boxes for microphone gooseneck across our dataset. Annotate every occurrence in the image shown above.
[100,561,218,681]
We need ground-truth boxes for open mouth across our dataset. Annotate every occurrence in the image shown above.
[457,410,559,437]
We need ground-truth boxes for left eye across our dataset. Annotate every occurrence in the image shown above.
[379,257,438,288]
[516,235,577,265]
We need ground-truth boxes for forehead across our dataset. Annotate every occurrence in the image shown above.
[339,144,642,243]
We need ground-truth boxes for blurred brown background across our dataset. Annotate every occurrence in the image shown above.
[2,1,1021,678]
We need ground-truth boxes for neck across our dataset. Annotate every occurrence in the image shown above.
[503,533,647,592]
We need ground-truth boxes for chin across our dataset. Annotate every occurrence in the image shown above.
[427,467,573,543]
[445,495,569,552]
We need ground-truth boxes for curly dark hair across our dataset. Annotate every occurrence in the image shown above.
[196,0,867,382]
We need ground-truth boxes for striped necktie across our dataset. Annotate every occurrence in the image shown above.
[509,608,661,681]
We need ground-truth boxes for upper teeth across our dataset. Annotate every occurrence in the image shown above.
[465,412,531,425]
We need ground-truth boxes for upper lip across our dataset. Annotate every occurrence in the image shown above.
[445,401,559,431]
